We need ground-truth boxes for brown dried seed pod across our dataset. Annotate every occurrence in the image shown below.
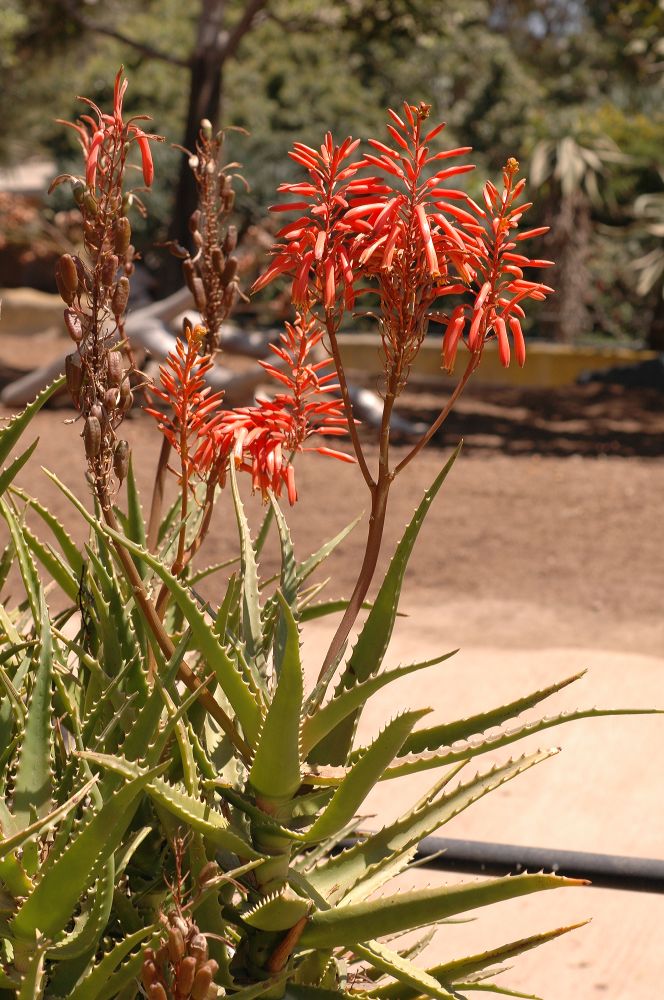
[211,247,225,275]
[222,280,239,311]
[113,440,130,483]
[172,914,189,938]
[191,966,214,1000]
[83,191,98,216]
[167,926,185,963]
[55,266,75,307]
[223,225,237,254]
[104,387,119,411]
[89,402,104,424]
[74,256,91,292]
[221,256,238,286]
[189,209,201,233]
[179,956,197,994]
[113,217,131,255]
[59,254,79,294]
[222,190,235,212]
[155,944,170,966]
[193,229,204,248]
[189,932,208,963]
[63,308,83,343]
[147,985,167,1000]
[83,416,102,459]
[183,259,197,294]
[107,351,124,387]
[101,254,119,287]
[119,381,134,415]
[65,353,83,406]
[141,959,158,987]
[111,276,130,317]
[170,241,190,260]
[192,277,207,313]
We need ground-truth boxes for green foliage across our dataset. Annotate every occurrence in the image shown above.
[1,387,656,999]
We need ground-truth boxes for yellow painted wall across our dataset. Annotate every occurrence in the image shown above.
[337,334,656,388]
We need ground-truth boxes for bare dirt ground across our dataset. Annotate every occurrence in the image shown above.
[1,339,663,998]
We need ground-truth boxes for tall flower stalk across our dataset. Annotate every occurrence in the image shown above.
[52,68,162,498]
[253,102,554,676]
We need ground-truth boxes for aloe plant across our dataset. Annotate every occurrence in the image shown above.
[0,77,659,1000]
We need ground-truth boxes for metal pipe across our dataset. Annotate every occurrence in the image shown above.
[414,837,664,894]
[338,837,664,894]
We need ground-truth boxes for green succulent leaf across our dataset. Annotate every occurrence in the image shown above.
[230,462,265,675]
[386,707,662,778]
[0,497,42,624]
[270,493,298,675]
[299,873,585,948]
[402,672,586,755]
[78,751,262,859]
[250,592,304,802]
[12,590,54,825]
[10,487,84,578]
[21,525,79,603]
[242,888,310,931]
[296,514,363,586]
[367,922,588,999]
[0,777,97,861]
[0,439,38,498]
[16,937,47,1000]
[453,984,542,998]
[310,749,558,902]
[11,764,164,939]
[305,710,429,843]
[45,855,115,960]
[302,652,457,757]
[354,940,457,1000]
[0,376,64,471]
[67,924,161,1000]
[43,470,263,745]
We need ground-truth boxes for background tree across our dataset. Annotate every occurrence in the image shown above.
[1,0,663,344]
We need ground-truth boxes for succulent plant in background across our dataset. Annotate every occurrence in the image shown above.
[0,76,658,1000]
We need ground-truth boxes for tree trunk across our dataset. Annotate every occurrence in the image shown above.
[647,292,664,351]
[544,191,592,344]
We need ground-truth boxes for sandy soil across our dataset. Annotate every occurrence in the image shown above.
[1,346,663,998]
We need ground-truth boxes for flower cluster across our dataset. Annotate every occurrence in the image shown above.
[144,320,225,487]
[58,69,158,195]
[253,102,553,387]
[147,315,351,504]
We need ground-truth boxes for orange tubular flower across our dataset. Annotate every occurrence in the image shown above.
[145,322,225,486]
[199,315,351,504]
[252,134,364,311]
[147,315,352,505]
[57,67,162,198]
[253,102,553,384]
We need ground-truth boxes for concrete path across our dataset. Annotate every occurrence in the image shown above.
[304,617,664,999]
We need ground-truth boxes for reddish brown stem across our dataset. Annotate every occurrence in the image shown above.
[324,313,375,490]
[317,476,390,681]
[147,435,172,552]
[394,355,476,476]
